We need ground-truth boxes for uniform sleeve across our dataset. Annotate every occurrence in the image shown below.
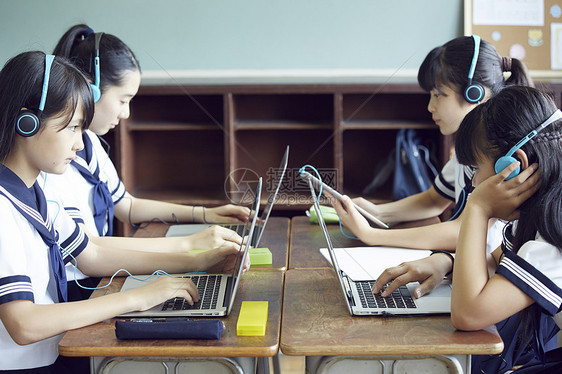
[64,207,85,224]
[497,241,562,316]
[433,154,457,201]
[50,198,89,265]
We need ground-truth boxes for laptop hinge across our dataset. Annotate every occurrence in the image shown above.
[223,276,234,308]
[341,274,356,307]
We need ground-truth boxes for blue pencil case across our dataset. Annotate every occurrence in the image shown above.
[115,319,225,340]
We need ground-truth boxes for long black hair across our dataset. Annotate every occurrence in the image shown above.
[53,24,140,93]
[418,36,533,97]
[455,85,562,372]
[456,85,561,251]
[0,51,95,162]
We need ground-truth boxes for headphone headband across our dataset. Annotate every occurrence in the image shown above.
[90,32,103,103]
[505,109,562,157]
[495,108,562,179]
[463,35,485,104]
[467,35,480,82]
[38,54,55,115]
[94,32,103,58]
[15,54,55,137]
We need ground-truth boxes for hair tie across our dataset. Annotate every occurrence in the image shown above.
[83,27,94,38]
[501,57,512,72]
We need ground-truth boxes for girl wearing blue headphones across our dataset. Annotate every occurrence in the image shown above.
[0,51,246,373]
[374,86,562,373]
[332,36,533,253]
[45,25,251,301]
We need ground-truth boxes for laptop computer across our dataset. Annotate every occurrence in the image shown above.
[165,146,289,248]
[118,177,262,318]
[305,175,451,316]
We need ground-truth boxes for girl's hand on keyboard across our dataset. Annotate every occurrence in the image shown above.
[199,244,249,274]
[205,204,251,224]
[185,225,244,251]
[372,254,452,298]
[132,276,200,311]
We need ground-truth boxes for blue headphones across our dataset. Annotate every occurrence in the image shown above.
[90,32,103,103]
[494,109,562,180]
[463,35,485,104]
[16,54,55,137]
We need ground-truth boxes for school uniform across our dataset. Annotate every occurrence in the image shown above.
[0,165,88,371]
[42,130,125,299]
[433,151,505,253]
[473,221,562,373]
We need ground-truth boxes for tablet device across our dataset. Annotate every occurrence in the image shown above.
[299,170,389,229]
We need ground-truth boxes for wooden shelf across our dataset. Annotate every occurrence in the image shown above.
[233,120,332,130]
[115,83,458,213]
[341,119,437,130]
[127,121,223,131]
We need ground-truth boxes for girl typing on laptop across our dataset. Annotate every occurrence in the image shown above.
[0,51,247,373]
[331,36,532,254]
[43,24,252,301]
[374,86,562,373]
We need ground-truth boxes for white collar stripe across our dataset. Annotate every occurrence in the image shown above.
[0,185,51,230]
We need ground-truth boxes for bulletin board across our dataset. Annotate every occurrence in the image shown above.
[465,0,562,77]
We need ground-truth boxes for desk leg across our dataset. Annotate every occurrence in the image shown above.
[272,353,281,374]
[305,354,470,374]
[256,356,270,374]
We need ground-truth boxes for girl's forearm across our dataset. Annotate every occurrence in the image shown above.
[114,194,196,224]
[76,245,201,277]
[2,292,138,345]
[375,188,452,223]
[451,204,490,315]
[89,234,190,253]
[360,219,461,250]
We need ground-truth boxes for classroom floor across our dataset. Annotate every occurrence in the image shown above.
[274,354,305,373]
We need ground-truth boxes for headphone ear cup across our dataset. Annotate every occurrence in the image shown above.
[495,155,520,180]
[90,83,101,103]
[464,82,485,103]
[16,109,41,137]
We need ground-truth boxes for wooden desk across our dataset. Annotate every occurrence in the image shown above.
[133,217,290,270]
[286,216,503,373]
[281,268,504,374]
[289,215,439,269]
[59,270,283,374]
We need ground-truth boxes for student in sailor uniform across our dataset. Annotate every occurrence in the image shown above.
[332,36,533,254]
[373,86,562,373]
[43,24,251,301]
[0,52,246,373]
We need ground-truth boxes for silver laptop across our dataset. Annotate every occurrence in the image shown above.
[118,177,262,318]
[165,146,289,248]
[305,175,451,316]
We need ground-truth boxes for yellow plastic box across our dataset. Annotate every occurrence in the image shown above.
[237,301,268,336]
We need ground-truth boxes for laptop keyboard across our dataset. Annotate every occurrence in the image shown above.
[161,275,221,311]
[222,224,246,236]
[355,281,417,309]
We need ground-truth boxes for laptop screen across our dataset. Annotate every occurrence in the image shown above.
[252,145,289,247]
[225,177,262,313]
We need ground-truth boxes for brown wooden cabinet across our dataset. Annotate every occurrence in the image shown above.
[113,83,456,213]
[103,79,562,238]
